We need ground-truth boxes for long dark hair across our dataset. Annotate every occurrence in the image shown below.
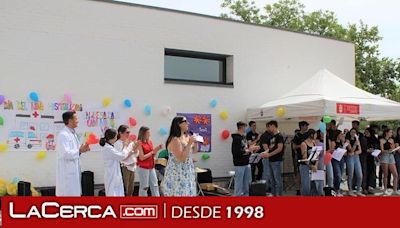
[396,127,400,140]
[117,125,129,140]
[99,128,117,147]
[138,126,150,142]
[382,128,392,139]
[166,116,185,148]
[304,129,316,140]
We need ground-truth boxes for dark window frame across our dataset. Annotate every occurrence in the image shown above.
[164,48,232,87]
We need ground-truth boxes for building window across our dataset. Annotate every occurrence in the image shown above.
[164,49,233,86]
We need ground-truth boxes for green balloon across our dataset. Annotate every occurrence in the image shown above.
[323,115,332,124]
[201,153,210,160]
[0,116,4,126]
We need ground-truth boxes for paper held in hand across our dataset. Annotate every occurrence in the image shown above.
[390,146,400,153]
[298,146,322,163]
[193,133,204,143]
[372,149,381,157]
[332,148,347,161]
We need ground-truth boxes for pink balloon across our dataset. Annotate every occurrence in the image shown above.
[221,130,230,140]
[128,117,137,127]
[63,93,72,104]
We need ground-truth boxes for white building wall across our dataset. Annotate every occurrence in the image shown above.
[0,0,355,187]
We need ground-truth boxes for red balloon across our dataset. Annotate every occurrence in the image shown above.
[323,151,332,165]
[129,134,137,141]
[86,133,99,145]
[128,117,137,127]
[221,130,230,140]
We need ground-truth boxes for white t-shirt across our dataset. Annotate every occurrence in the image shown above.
[114,140,138,172]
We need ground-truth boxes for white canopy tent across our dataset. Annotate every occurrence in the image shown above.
[247,69,400,122]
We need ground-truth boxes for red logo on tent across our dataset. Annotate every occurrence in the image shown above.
[336,103,360,114]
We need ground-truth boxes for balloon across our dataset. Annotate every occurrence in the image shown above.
[102,98,111,107]
[221,130,230,140]
[162,106,171,116]
[63,93,72,104]
[129,134,137,141]
[210,99,217,108]
[0,95,5,105]
[0,143,8,152]
[219,111,229,120]
[319,122,326,133]
[201,153,210,160]
[0,116,4,126]
[128,117,137,127]
[323,115,332,124]
[324,152,332,165]
[11,177,21,184]
[144,105,152,116]
[159,127,168,136]
[29,92,39,102]
[36,151,47,160]
[123,99,132,108]
[276,106,286,118]
[86,133,99,145]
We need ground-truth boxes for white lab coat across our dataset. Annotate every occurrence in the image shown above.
[56,127,82,196]
[102,143,127,196]
[114,140,138,172]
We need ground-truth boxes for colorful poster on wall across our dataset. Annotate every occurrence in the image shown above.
[177,113,211,152]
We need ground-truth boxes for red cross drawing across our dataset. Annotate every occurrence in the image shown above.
[14,137,20,143]
[32,111,39,118]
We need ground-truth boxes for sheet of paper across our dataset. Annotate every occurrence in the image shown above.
[390,146,400,153]
[372,149,381,157]
[311,170,325,181]
[194,134,204,143]
[249,153,262,164]
[332,148,347,161]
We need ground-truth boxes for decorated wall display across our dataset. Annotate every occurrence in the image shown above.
[0,98,121,152]
[177,113,211,152]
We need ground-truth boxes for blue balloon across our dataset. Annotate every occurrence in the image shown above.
[11,177,21,184]
[29,92,39,102]
[210,99,217,108]
[124,99,132,108]
[144,105,152,116]
[319,122,326,133]
[159,127,168,136]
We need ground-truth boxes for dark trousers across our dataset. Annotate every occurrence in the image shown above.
[360,154,368,190]
[251,160,264,182]
[366,155,377,188]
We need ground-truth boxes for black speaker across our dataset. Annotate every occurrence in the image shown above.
[98,189,106,196]
[81,171,94,196]
[40,187,56,196]
[197,168,212,184]
[17,181,32,196]
[250,181,267,196]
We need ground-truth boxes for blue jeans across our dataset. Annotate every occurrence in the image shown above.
[346,155,363,192]
[234,165,251,196]
[269,161,283,196]
[262,158,272,189]
[299,164,311,196]
[326,161,334,188]
[332,158,345,191]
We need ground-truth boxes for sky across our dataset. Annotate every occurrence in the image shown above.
[117,0,399,59]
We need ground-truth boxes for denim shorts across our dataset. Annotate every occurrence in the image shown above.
[380,153,396,164]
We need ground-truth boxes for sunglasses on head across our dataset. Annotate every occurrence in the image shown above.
[180,119,187,123]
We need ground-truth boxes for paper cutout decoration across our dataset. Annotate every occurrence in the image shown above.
[124,99,132,108]
[63,93,72,104]
[210,99,217,108]
[0,95,5,105]
[323,115,332,124]
[0,116,4,126]
[201,153,210,160]
[159,127,168,136]
[29,92,39,102]
[129,134,137,141]
[144,105,152,116]
[128,117,137,127]
[86,133,99,145]
[36,151,47,160]
[221,130,230,140]
[276,106,286,118]
[102,98,111,107]
[219,111,229,120]
[0,143,8,152]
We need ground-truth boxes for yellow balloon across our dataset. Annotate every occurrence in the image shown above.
[276,106,286,118]
[219,111,229,120]
[102,98,111,107]
[36,151,47,160]
[0,143,8,152]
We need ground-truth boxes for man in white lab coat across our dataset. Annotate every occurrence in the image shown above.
[56,111,90,196]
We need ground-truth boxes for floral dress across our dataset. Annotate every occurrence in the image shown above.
[161,142,196,196]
